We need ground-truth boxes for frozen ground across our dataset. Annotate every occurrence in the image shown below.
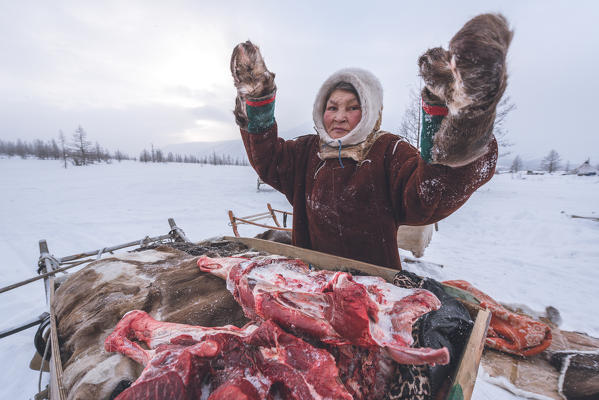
[1,158,597,399]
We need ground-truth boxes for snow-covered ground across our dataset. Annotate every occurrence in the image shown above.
[1,158,597,399]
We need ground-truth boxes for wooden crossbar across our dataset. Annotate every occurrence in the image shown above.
[228,204,293,237]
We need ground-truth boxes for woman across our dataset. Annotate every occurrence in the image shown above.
[231,14,511,271]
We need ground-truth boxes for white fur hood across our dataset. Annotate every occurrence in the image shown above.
[313,68,383,148]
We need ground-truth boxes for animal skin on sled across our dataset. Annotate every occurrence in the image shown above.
[105,310,353,400]
[444,280,552,357]
[198,255,450,366]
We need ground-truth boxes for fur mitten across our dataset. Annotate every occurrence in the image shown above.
[230,41,277,132]
[418,14,513,167]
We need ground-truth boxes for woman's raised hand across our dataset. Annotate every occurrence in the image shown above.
[230,41,276,128]
[417,14,513,167]
[418,14,512,116]
[231,41,276,99]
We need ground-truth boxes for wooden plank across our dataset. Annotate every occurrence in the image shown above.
[224,236,399,282]
[447,308,491,400]
[48,275,67,400]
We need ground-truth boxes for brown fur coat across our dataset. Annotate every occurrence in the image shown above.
[241,126,497,270]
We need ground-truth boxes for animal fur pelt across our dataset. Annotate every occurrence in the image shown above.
[230,40,277,129]
[550,351,599,400]
[54,245,249,400]
[418,13,513,167]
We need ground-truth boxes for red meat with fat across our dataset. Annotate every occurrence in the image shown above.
[105,310,353,400]
[198,255,449,366]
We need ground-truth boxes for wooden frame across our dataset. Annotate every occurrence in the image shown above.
[223,236,491,400]
[228,203,293,237]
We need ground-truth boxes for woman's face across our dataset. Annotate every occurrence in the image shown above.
[323,89,362,139]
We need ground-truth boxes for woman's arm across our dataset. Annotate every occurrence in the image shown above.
[231,41,311,201]
[386,134,497,226]
[388,14,510,225]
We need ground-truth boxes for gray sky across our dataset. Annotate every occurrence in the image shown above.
[1,1,598,163]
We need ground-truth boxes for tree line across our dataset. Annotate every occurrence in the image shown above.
[138,145,248,166]
[0,126,129,167]
[509,150,597,174]
[0,126,249,167]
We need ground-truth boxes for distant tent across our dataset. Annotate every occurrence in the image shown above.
[574,160,597,176]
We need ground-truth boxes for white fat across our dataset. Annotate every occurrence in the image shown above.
[148,323,258,348]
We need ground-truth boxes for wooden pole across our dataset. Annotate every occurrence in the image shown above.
[0,259,93,295]
[448,309,491,400]
[48,275,67,400]
[168,218,191,243]
[267,203,281,227]
[228,210,240,237]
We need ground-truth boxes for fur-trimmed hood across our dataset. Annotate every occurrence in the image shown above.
[313,68,383,150]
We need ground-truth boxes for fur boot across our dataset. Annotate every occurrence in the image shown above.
[418,14,513,167]
[230,41,276,129]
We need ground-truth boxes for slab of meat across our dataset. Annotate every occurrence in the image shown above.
[105,310,353,400]
[444,280,552,356]
[198,255,450,366]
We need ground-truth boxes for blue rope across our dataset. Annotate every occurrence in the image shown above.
[337,140,344,168]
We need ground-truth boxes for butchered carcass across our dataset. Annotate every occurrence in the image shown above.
[104,310,353,400]
[198,255,450,366]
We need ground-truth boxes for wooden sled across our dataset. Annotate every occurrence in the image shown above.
[228,203,292,237]
[33,234,489,399]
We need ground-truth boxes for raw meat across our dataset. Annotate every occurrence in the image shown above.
[105,310,353,400]
[198,255,450,366]
[444,280,552,356]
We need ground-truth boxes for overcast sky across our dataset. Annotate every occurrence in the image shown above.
[1,1,598,163]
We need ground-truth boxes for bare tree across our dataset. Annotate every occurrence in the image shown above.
[114,150,126,162]
[398,88,421,148]
[139,149,151,162]
[541,149,561,173]
[493,96,516,158]
[399,86,516,157]
[70,125,93,165]
[58,130,68,168]
[510,155,523,172]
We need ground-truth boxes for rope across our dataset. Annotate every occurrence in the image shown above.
[337,140,344,168]
[96,247,107,260]
[37,254,60,274]
[38,329,50,393]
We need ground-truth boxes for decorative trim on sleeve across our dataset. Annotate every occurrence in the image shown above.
[246,92,276,134]
[420,100,448,163]
[422,100,448,116]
